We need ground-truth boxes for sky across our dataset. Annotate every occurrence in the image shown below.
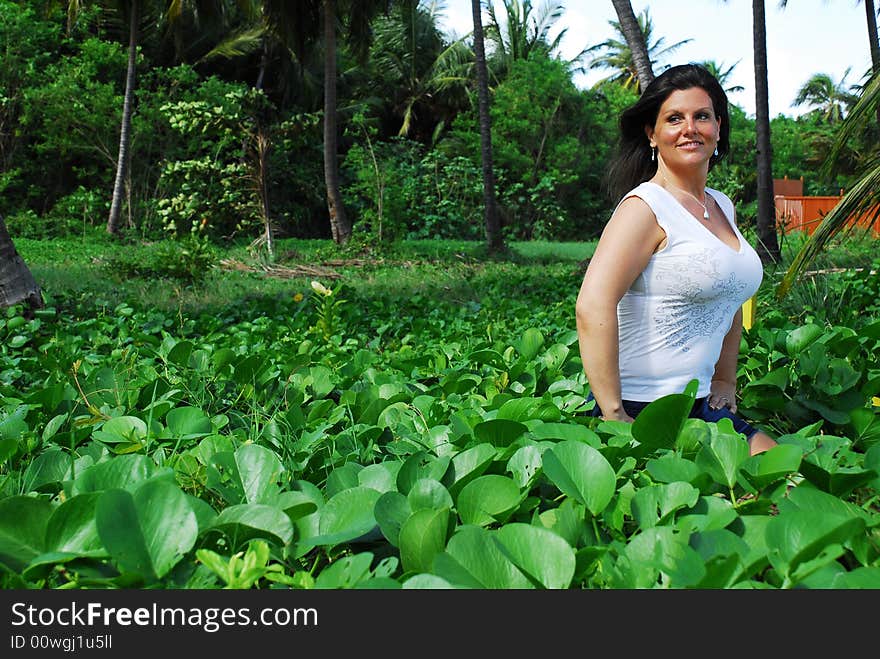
[436,0,873,118]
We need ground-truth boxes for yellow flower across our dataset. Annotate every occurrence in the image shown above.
[293,292,304,303]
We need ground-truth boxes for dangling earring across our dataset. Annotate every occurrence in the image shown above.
[713,145,719,157]
[651,146,656,161]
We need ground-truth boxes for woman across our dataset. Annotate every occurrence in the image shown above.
[575,63,776,456]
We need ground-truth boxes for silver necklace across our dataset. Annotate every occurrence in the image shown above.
[661,174,710,221]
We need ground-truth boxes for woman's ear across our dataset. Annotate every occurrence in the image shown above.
[644,125,655,148]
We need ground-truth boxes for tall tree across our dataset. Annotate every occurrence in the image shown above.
[105,0,139,235]
[0,217,43,312]
[863,0,880,123]
[699,59,745,94]
[793,69,858,124]
[585,6,689,93]
[471,0,503,252]
[263,0,388,245]
[752,0,780,264]
[609,0,653,91]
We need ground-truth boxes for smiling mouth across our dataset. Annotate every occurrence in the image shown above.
[678,141,703,148]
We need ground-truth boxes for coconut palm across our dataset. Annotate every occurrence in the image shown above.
[699,59,745,94]
[263,0,390,245]
[584,7,690,93]
[472,0,503,252]
[609,0,653,91]
[751,0,780,265]
[482,0,582,80]
[777,69,880,297]
[793,69,859,123]
[368,1,472,140]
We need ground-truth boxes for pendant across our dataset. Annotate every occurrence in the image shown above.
[703,208,710,221]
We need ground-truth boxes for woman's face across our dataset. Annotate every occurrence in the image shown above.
[646,86,721,170]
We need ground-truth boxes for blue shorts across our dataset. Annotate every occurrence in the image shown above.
[586,393,758,439]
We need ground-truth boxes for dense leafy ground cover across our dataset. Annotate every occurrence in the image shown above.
[2,236,880,589]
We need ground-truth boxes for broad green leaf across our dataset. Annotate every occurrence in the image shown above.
[45,492,104,554]
[402,574,457,589]
[528,422,601,446]
[302,487,382,548]
[695,432,750,488]
[357,462,400,494]
[209,503,295,549]
[506,445,543,489]
[616,527,705,588]
[785,324,823,355]
[495,523,576,589]
[765,510,865,580]
[315,552,375,589]
[397,452,451,495]
[435,525,533,589]
[0,495,53,571]
[473,418,528,447]
[72,454,168,494]
[515,328,544,361]
[408,478,453,512]
[645,454,701,484]
[164,406,212,438]
[630,482,700,530]
[541,440,616,516]
[631,393,694,453]
[456,475,523,526]
[447,443,497,496]
[92,416,147,445]
[740,443,803,489]
[23,449,73,491]
[399,508,452,574]
[374,491,411,547]
[675,496,738,534]
[96,479,198,580]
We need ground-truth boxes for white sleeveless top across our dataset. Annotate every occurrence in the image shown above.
[616,181,763,401]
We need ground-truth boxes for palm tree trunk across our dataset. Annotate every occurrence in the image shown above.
[106,0,139,236]
[865,0,880,124]
[471,0,503,253]
[0,216,43,311]
[611,0,653,92]
[323,0,351,245]
[752,0,779,264]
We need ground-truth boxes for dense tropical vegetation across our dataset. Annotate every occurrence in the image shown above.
[1,0,879,590]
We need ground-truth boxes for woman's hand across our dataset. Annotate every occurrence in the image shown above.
[709,379,737,412]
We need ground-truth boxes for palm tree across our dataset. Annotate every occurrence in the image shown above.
[263,0,388,245]
[862,0,880,124]
[751,0,780,265]
[584,7,690,93]
[778,69,880,297]
[471,0,503,253]
[609,0,653,91]
[482,0,580,80]
[699,59,745,94]
[368,2,472,140]
[793,69,859,123]
[0,217,43,312]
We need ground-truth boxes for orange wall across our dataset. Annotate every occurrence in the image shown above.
[775,195,880,236]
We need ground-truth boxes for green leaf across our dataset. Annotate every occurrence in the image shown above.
[435,525,533,588]
[631,393,695,453]
[302,487,382,548]
[72,454,168,494]
[495,523,576,589]
[541,440,616,516]
[473,418,528,447]
[0,495,53,572]
[740,443,803,489]
[456,475,523,526]
[785,324,824,355]
[408,478,453,512]
[766,510,865,582]
[695,431,750,488]
[398,508,452,574]
[630,482,700,530]
[447,443,497,496]
[374,491,411,547]
[515,328,544,361]
[164,406,212,438]
[96,479,198,580]
[208,503,295,549]
[92,416,147,445]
